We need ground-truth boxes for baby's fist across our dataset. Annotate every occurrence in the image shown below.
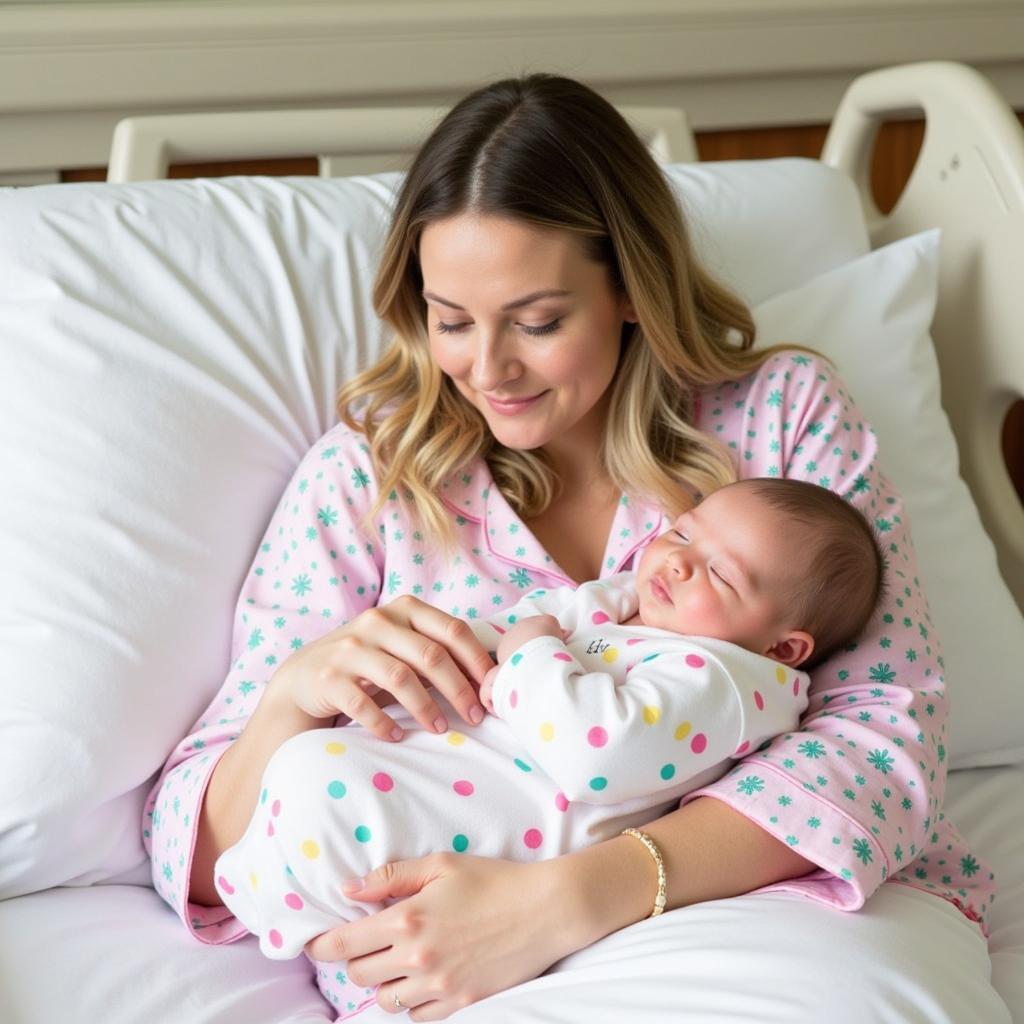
[479,663,501,714]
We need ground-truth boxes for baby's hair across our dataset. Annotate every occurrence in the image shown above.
[737,478,888,670]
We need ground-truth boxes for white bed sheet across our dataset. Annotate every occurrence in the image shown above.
[2,765,1018,1024]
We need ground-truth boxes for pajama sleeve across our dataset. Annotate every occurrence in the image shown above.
[683,351,972,917]
[141,422,385,945]
[488,634,810,806]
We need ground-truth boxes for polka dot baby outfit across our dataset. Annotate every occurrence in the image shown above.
[212,572,809,1012]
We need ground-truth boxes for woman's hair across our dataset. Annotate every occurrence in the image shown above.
[740,478,888,670]
[336,72,828,556]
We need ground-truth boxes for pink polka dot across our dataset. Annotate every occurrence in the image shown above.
[591,611,610,625]
[793,678,800,696]
[267,821,275,837]
[555,792,569,812]
[285,892,304,910]
[510,689,518,708]
[754,690,765,711]
[217,875,235,895]
[269,930,283,949]
[691,733,708,754]
[553,652,573,662]
[735,741,750,756]
[373,772,394,792]
[588,726,608,748]
[271,799,281,817]
[491,624,506,634]
[523,828,543,849]
[453,780,474,796]
[685,653,705,669]
[626,638,646,646]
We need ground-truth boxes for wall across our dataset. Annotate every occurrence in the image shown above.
[2,0,1023,184]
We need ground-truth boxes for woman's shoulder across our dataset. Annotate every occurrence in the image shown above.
[695,348,847,424]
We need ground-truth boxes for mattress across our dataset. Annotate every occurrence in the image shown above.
[2,764,1018,1023]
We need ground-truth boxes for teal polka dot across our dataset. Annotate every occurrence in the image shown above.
[452,834,469,852]
[589,777,608,792]
[510,653,523,666]
[660,764,675,781]
[354,825,372,843]
[260,788,267,805]
[327,780,346,799]
[513,758,532,773]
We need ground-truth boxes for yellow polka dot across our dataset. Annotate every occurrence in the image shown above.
[325,741,347,755]
[674,721,692,741]
[775,666,787,685]
[540,722,555,741]
[643,705,661,725]
[301,840,320,859]
[447,732,466,747]
[602,647,619,663]
[250,873,258,890]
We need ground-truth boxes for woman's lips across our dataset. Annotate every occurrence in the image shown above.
[484,391,548,415]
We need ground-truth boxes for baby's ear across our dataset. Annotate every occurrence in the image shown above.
[766,631,814,668]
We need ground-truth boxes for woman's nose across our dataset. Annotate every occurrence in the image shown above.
[470,334,521,391]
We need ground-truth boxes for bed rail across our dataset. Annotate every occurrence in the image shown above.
[106,104,697,183]
[822,60,1024,613]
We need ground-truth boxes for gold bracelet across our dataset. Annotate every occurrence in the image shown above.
[620,827,667,918]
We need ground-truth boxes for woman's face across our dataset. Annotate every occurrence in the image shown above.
[420,214,636,466]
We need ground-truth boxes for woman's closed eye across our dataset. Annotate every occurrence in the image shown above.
[434,318,562,337]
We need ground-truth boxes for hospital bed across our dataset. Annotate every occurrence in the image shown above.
[1,60,1022,1022]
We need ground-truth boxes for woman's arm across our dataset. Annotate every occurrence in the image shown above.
[190,686,327,907]
[316,795,816,1020]
[563,796,817,946]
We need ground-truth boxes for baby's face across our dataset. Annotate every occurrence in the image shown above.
[634,484,798,651]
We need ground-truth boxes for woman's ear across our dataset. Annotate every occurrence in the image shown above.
[765,631,814,669]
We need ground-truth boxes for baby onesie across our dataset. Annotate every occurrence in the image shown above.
[212,571,809,1012]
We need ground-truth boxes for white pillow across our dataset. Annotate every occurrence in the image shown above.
[751,229,1024,769]
[0,160,978,901]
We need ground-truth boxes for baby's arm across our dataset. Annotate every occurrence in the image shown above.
[479,614,568,711]
[466,585,586,713]
[490,636,812,806]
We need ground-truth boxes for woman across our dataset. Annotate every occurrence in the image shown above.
[143,73,999,1021]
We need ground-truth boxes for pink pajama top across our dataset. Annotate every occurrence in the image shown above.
[142,350,996,943]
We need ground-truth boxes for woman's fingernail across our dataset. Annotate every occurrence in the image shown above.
[390,726,403,741]
[469,704,484,724]
[342,878,364,893]
[433,715,448,733]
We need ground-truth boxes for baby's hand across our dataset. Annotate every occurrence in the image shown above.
[479,663,501,714]
[495,613,568,664]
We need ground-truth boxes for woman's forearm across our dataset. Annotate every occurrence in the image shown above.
[190,685,329,907]
[557,796,817,950]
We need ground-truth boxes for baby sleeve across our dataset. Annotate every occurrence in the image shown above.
[489,634,810,806]
[141,422,385,945]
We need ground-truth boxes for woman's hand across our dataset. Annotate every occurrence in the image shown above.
[269,595,494,742]
[304,853,585,1021]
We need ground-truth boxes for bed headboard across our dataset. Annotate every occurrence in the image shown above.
[822,60,1024,616]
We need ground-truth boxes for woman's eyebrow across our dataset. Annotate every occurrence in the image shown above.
[421,288,573,312]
